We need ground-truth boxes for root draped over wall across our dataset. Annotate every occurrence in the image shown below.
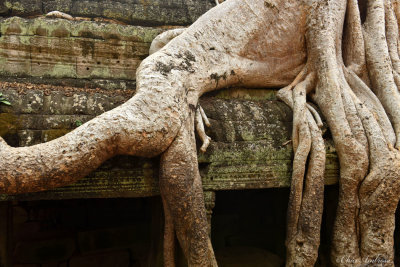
[2,0,400,266]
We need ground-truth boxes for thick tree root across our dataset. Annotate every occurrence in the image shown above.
[278,1,400,266]
[277,1,400,266]
[150,29,212,153]
[160,114,217,266]
[149,28,187,55]
[161,196,176,267]
[350,89,400,264]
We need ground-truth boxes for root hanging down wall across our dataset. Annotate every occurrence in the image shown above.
[3,0,400,266]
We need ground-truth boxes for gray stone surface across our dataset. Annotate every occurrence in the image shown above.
[1,0,216,26]
[0,17,161,80]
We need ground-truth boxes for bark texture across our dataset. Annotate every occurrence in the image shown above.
[2,0,400,266]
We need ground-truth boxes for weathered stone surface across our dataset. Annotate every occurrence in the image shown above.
[0,76,137,91]
[0,17,161,80]
[86,93,110,115]
[0,112,19,137]
[17,129,42,146]
[1,0,42,16]
[43,91,82,115]
[41,129,71,142]
[0,90,43,114]
[0,0,215,26]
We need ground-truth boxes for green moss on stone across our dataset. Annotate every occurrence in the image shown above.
[0,113,19,136]
[1,17,161,43]
[49,63,76,78]
[4,1,24,12]
[42,129,70,142]
[215,88,277,101]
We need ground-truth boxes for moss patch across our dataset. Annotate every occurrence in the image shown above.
[0,113,19,136]
[42,129,70,142]
[213,88,277,101]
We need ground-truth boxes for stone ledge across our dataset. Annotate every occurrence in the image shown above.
[0,0,215,26]
[0,87,338,201]
[0,17,162,80]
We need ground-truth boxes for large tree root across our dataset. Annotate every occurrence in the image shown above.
[277,0,400,266]
[160,114,217,266]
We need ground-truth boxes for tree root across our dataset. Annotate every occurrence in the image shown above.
[195,105,211,153]
[150,29,212,153]
[149,28,187,55]
[272,1,400,265]
[45,11,74,20]
[161,196,176,267]
[277,69,326,267]
[160,114,217,266]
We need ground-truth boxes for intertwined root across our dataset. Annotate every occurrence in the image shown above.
[278,63,399,266]
[278,63,400,266]
[275,0,400,265]
[149,28,187,55]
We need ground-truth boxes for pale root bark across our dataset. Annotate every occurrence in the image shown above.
[160,114,217,266]
[308,0,400,266]
[277,70,326,266]
[45,11,74,20]
[150,28,212,152]
[4,0,400,266]
[149,28,186,56]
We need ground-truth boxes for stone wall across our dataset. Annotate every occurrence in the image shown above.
[0,0,215,26]
[0,17,160,82]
